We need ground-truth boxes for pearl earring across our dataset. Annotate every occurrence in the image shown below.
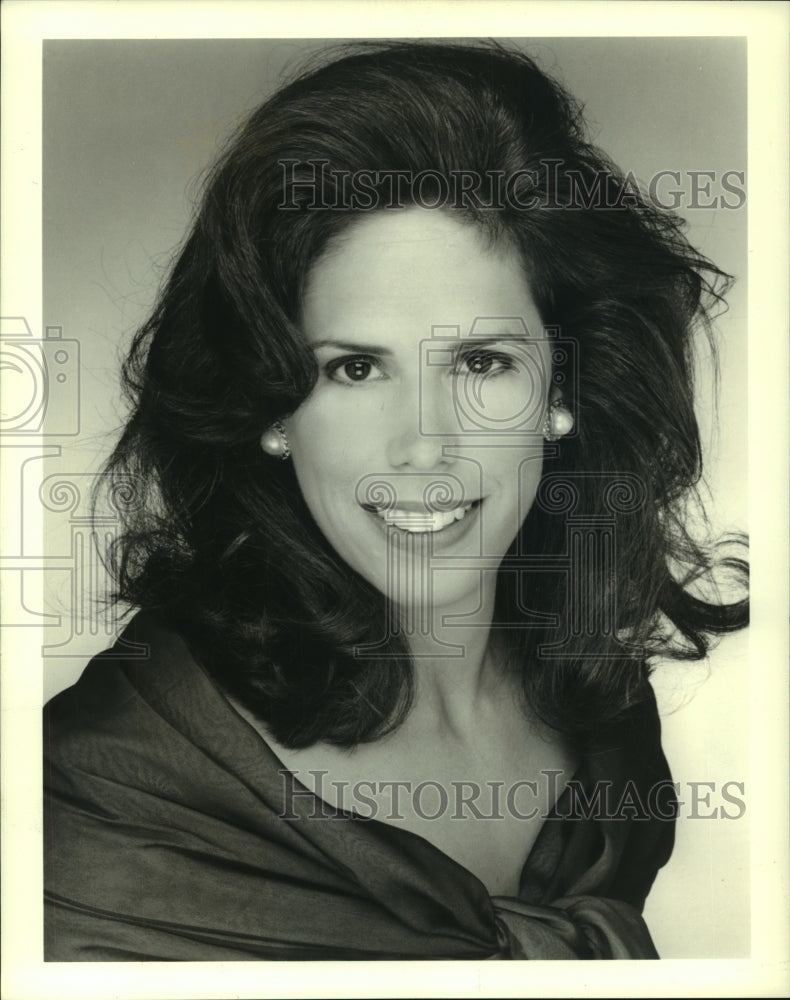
[260,420,290,460]
[542,399,574,442]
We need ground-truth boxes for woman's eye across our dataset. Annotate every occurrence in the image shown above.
[456,349,516,377]
[325,355,385,385]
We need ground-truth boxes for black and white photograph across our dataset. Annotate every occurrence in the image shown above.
[2,2,788,998]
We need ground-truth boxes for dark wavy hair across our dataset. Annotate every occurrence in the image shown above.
[100,40,748,751]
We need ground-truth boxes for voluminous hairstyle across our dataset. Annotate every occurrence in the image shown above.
[102,41,748,751]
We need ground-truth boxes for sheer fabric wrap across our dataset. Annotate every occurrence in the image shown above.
[44,614,674,960]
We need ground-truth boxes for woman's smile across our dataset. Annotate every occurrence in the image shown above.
[363,497,484,548]
[370,498,476,533]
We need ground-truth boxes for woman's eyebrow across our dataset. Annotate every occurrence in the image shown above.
[457,334,534,345]
[311,333,534,354]
[311,339,394,355]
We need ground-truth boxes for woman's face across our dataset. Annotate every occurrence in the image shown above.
[286,208,550,611]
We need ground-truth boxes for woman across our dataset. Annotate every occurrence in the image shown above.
[43,40,747,960]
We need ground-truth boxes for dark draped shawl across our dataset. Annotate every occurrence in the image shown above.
[44,613,676,960]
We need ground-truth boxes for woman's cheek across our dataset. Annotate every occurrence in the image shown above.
[289,392,379,471]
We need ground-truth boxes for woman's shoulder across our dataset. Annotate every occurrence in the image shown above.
[43,609,289,816]
[42,611,270,806]
[44,612,197,765]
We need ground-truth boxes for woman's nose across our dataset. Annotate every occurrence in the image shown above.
[385,380,459,470]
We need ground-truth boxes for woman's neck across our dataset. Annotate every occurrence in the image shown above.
[399,580,515,740]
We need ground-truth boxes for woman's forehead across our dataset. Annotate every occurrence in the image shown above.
[300,208,543,343]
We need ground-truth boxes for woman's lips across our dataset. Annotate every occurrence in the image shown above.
[362,499,483,536]
[377,503,472,533]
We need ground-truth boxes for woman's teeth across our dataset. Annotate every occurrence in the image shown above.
[375,504,473,533]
